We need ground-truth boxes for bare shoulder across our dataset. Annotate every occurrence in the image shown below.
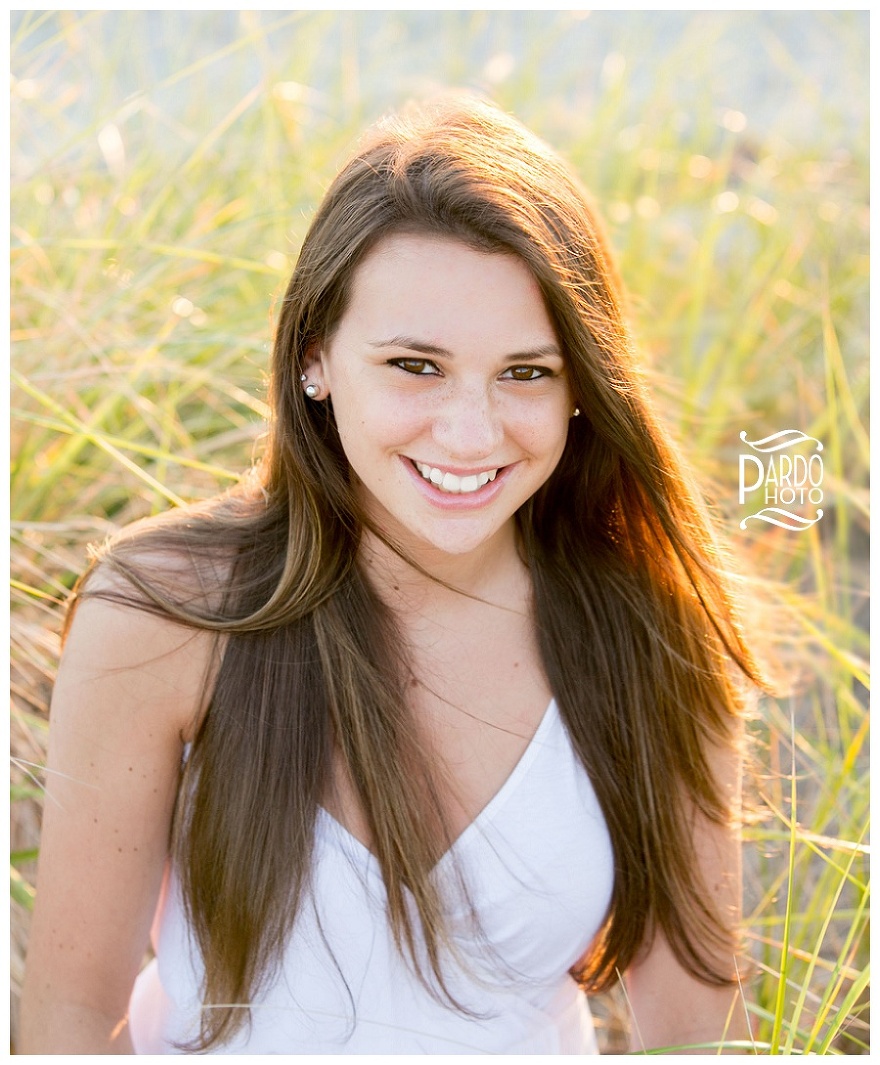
[84,507,238,620]
[61,587,218,745]
[21,527,229,1049]
[68,504,239,728]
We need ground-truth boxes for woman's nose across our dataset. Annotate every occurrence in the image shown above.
[430,384,504,461]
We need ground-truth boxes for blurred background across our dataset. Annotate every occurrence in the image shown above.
[10,10,869,1053]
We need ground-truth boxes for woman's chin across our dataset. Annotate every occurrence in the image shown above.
[363,511,517,565]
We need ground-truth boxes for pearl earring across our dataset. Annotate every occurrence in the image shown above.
[572,407,581,417]
[305,384,319,399]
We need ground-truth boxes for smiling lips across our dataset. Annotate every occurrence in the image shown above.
[413,460,500,495]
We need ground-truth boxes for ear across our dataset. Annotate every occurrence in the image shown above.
[301,340,330,399]
[302,339,325,377]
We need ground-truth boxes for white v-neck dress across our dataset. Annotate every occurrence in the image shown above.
[129,699,615,1054]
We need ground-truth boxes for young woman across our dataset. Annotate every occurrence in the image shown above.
[20,95,762,1054]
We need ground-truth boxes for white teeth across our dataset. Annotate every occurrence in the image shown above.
[414,462,499,494]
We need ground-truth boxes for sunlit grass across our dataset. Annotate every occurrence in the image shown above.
[10,10,868,1054]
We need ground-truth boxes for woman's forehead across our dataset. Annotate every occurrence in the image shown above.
[337,232,558,355]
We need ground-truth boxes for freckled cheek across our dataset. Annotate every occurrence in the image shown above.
[335,397,426,460]
[507,404,570,456]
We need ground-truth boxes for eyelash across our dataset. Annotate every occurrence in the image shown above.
[389,358,552,381]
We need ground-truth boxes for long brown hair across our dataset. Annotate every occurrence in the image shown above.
[75,95,765,1050]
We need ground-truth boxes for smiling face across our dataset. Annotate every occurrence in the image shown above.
[312,233,573,562]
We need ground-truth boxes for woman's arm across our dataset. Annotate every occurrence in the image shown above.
[19,582,216,1054]
[624,739,751,1054]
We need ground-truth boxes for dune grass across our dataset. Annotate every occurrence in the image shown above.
[10,10,869,1053]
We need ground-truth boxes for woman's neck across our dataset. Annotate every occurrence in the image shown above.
[358,520,530,612]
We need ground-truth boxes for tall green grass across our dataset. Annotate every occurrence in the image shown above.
[10,10,869,1053]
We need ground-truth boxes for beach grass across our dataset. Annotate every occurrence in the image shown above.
[10,10,869,1053]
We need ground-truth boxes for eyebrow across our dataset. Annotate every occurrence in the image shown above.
[369,335,563,362]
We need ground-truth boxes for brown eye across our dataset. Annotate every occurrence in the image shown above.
[391,359,437,375]
[505,366,546,381]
